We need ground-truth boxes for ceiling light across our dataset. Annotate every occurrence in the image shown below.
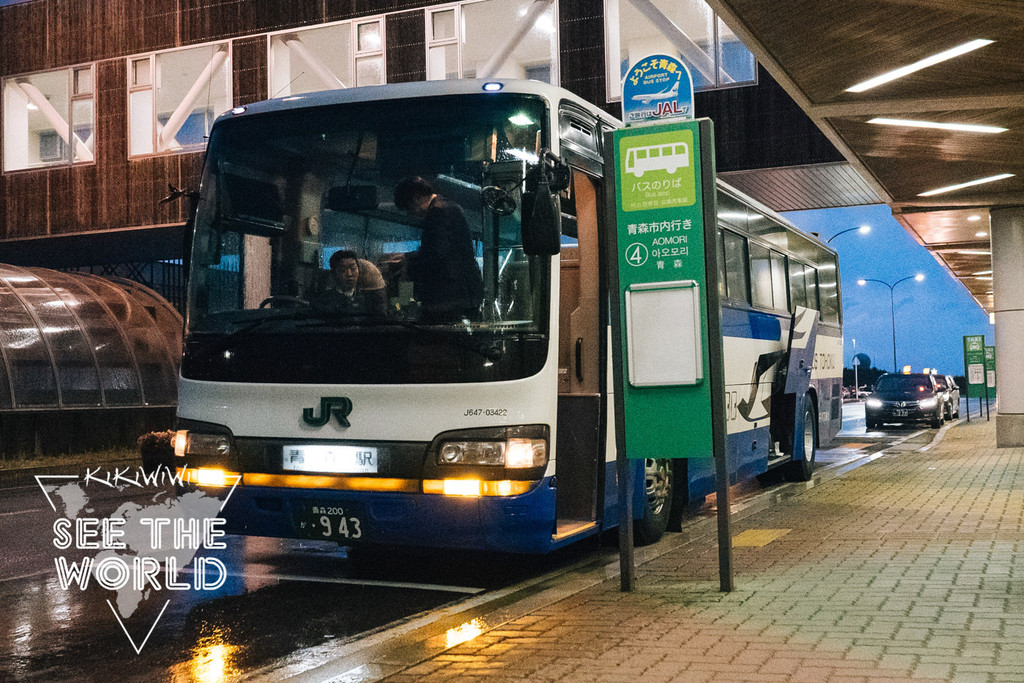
[846,39,994,92]
[973,270,992,275]
[975,276,992,281]
[958,250,991,255]
[975,231,988,237]
[867,118,1007,134]
[918,173,1014,197]
[967,215,982,221]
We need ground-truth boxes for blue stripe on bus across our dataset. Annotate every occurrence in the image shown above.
[720,307,784,341]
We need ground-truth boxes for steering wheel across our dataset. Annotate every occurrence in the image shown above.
[259,295,310,309]
[481,186,517,216]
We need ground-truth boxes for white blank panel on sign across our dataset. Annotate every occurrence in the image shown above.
[625,281,703,387]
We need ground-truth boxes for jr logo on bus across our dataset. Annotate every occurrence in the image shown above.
[303,397,353,428]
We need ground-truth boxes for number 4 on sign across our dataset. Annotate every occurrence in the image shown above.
[626,243,648,266]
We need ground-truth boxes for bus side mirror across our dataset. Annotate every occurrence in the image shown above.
[521,152,569,256]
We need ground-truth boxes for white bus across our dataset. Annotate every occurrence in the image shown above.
[174,80,842,553]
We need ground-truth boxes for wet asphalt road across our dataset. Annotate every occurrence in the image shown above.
[0,402,967,681]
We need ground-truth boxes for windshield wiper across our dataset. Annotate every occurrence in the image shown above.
[190,310,316,361]
[297,315,506,362]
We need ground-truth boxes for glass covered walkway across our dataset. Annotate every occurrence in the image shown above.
[0,265,182,455]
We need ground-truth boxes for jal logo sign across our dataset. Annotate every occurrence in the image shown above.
[622,54,695,125]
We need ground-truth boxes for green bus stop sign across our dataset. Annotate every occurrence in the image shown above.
[607,119,721,461]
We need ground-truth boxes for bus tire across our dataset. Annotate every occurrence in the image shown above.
[634,458,672,545]
[784,395,816,482]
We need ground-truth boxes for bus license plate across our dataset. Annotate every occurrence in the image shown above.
[893,409,909,417]
[282,445,378,474]
[293,501,365,542]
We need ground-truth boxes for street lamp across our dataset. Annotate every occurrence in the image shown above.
[827,224,871,244]
[857,274,925,372]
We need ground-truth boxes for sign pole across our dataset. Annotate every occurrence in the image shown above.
[698,121,731,592]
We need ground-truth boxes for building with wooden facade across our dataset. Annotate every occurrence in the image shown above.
[0,0,879,309]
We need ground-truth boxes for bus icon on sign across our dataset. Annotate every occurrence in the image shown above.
[625,142,690,177]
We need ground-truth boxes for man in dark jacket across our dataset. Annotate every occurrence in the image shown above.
[394,176,483,323]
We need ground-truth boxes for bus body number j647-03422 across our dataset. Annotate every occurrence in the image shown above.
[464,408,509,417]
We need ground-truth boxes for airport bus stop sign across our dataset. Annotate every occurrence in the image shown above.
[963,334,985,397]
[607,119,720,460]
[985,345,997,393]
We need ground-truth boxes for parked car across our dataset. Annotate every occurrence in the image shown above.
[933,374,961,420]
[865,373,945,429]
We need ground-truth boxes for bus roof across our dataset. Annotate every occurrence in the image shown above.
[216,78,619,129]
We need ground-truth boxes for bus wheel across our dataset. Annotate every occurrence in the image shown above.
[784,396,816,482]
[634,458,672,545]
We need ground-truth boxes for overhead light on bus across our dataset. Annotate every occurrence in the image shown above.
[482,82,504,92]
[867,118,1007,134]
[231,106,247,115]
[975,231,988,237]
[957,249,992,255]
[918,173,1014,197]
[968,215,982,221]
[973,270,992,275]
[845,39,994,92]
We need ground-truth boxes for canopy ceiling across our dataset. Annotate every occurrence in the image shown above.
[705,0,1024,313]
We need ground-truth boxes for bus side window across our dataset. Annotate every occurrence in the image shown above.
[818,255,840,323]
[721,230,750,303]
[803,264,819,311]
[748,242,773,308]
[788,260,807,312]
[716,229,727,300]
[770,250,788,310]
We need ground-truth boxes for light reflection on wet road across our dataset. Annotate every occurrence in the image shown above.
[0,403,939,681]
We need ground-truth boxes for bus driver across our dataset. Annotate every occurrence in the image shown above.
[316,249,386,315]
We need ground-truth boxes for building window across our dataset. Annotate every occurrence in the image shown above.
[604,0,756,102]
[3,66,95,172]
[426,1,558,84]
[268,17,385,98]
[128,43,231,157]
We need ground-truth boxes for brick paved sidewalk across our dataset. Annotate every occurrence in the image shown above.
[386,418,1024,682]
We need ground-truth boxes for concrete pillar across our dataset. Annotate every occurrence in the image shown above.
[991,206,1024,447]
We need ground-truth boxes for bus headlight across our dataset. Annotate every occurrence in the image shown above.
[918,397,938,409]
[437,438,546,468]
[505,438,546,468]
[174,430,231,458]
[439,441,504,465]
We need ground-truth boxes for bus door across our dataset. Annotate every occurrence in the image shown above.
[555,169,602,537]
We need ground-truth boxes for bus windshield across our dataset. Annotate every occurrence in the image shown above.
[183,94,551,385]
